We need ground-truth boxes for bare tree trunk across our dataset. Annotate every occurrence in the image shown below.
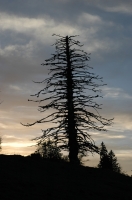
[66,36,79,163]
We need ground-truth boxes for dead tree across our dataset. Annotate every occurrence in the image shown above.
[22,34,113,163]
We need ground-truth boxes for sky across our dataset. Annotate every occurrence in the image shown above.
[0,0,132,175]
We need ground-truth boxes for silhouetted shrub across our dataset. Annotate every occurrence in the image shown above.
[35,140,63,161]
[30,153,42,160]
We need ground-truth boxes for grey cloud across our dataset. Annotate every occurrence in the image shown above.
[0,0,131,23]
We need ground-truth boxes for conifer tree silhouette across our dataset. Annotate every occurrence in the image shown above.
[98,142,121,173]
[22,34,113,163]
[98,142,110,169]
[108,150,121,173]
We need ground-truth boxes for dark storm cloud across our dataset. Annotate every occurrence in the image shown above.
[0,0,131,23]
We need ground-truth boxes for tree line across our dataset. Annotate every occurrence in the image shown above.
[30,139,121,173]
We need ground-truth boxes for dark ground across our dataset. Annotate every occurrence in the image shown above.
[0,154,132,200]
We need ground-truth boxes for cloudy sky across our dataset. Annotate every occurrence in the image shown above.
[0,0,132,175]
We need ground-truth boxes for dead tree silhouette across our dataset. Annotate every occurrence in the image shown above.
[22,34,113,163]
